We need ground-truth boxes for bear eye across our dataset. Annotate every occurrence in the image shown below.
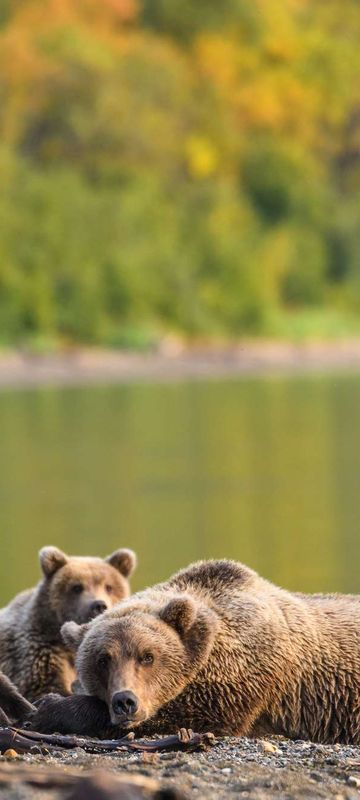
[71,583,83,594]
[105,585,113,594]
[97,652,111,670]
[139,652,154,666]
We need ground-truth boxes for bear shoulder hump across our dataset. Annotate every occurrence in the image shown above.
[170,559,257,594]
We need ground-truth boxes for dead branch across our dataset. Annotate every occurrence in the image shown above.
[0,725,215,756]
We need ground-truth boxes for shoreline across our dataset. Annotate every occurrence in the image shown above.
[2,340,360,389]
[1,735,360,799]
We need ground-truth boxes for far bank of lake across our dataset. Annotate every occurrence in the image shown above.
[2,339,360,389]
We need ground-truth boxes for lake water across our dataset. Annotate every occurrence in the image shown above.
[0,372,360,605]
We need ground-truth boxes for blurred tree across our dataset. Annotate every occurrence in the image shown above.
[0,0,360,346]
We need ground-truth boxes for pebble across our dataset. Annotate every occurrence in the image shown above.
[347,776,360,788]
[310,771,323,782]
[261,741,282,755]
[3,749,18,758]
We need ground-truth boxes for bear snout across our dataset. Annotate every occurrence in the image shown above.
[111,690,138,719]
[88,600,108,619]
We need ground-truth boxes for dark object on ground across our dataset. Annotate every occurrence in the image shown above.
[0,725,215,756]
[31,692,115,736]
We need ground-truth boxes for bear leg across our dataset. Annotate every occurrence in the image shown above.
[0,671,35,723]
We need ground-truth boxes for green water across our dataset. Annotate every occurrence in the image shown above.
[0,373,360,605]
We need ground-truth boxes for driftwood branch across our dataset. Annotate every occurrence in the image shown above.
[0,765,187,799]
[0,725,215,756]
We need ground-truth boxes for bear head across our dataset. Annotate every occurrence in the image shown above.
[61,591,218,727]
[39,546,137,626]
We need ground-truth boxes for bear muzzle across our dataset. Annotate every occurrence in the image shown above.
[87,600,108,620]
[111,690,139,724]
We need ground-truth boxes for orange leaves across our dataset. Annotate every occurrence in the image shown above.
[195,36,241,95]
[102,0,139,22]
[9,0,139,28]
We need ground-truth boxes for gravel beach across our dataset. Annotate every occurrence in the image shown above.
[1,736,360,799]
[2,341,360,390]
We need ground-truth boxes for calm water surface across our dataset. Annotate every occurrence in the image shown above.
[0,373,360,605]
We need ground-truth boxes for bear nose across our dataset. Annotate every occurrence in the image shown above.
[112,691,138,717]
[89,600,107,617]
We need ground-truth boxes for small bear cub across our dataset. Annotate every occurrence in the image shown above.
[0,545,137,701]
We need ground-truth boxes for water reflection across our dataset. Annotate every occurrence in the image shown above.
[0,373,359,604]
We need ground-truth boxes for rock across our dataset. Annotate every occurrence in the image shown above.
[347,776,360,788]
[310,772,323,782]
[260,741,281,755]
[3,749,18,759]
[142,752,160,765]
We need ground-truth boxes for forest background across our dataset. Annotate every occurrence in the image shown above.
[1,0,360,350]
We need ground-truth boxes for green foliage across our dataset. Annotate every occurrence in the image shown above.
[242,141,318,224]
[140,0,260,44]
[0,0,360,346]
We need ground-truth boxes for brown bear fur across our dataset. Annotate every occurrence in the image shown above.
[0,545,136,702]
[0,672,35,725]
[44,559,360,745]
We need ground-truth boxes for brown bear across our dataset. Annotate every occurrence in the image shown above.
[31,559,360,744]
[0,545,137,702]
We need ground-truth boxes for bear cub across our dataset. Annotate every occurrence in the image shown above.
[0,545,136,701]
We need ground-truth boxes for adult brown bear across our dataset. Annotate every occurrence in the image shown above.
[31,560,360,744]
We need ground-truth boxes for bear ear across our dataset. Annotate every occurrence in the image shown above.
[159,596,197,638]
[61,621,89,651]
[39,546,68,578]
[105,548,137,578]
